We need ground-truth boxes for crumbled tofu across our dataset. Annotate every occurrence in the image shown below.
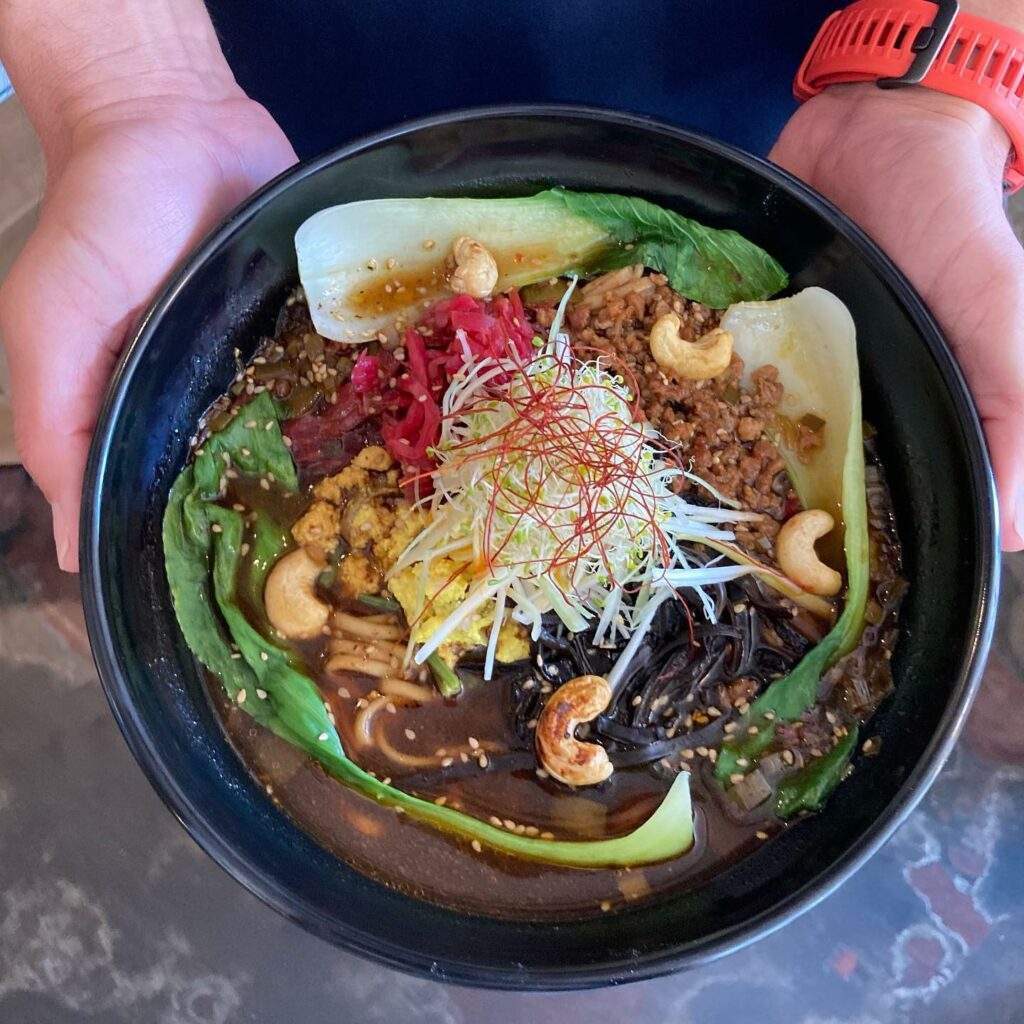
[313,465,371,504]
[341,500,397,549]
[352,445,394,471]
[291,499,342,550]
[388,558,529,665]
[337,552,382,598]
[373,503,432,571]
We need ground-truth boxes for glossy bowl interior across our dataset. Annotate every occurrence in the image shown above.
[82,107,999,989]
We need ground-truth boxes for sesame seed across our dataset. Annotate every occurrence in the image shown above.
[236,689,247,704]
[503,818,516,831]
[631,694,642,706]
[468,736,480,749]
[681,749,696,760]
[747,725,759,735]
[736,757,749,767]
[318,732,328,742]
[264,421,274,431]
[479,754,489,768]
[256,688,268,700]
[535,768,549,780]
[755,830,769,841]
[708,748,718,763]
[696,746,709,757]
[600,901,612,912]
[460,752,469,763]
[541,832,555,841]
[707,706,722,718]
[404,728,416,741]
[489,816,503,827]
[337,685,351,698]
[441,757,454,767]
[470,840,482,853]
[210,523,223,534]
[782,750,795,765]
[730,773,745,784]
[434,796,447,806]
[724,722,737,734]
[230,652,242,660]
[259,478,270,491]
[259,651,269,662]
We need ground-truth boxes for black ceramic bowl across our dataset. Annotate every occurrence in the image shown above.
[81,106,999,989]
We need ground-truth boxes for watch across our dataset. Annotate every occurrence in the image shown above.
[795,0,1024,192]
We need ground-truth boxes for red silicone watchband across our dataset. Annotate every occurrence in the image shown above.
[796,0,1024,192]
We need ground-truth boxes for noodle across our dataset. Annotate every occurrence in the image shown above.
[379,678,437,703]
[326,654,396,678]
[331,611,405,641]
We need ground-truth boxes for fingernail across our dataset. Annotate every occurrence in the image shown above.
[52,508,72,571]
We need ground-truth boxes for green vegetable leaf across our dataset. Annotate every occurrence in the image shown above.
[426,653,463,698]
[296,191,786,341]
[540,189,789,308]
[164,401,694,867]
[775,726,858,818]
[716,290,870,783]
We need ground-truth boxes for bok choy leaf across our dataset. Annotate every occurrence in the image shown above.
[714,290,870,805]
[296,190,787,341]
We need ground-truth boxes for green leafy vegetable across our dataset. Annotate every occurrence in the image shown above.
[539,189,789,308]
[716,290,870,790]
[164,394,693,866]
[775,726,859,818]
[296,191,787,341]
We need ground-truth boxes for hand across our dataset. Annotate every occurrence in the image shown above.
[0,93,296,570]
[771,85,1024,551]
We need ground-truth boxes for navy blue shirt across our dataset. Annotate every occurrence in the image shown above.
[207,0,838,159]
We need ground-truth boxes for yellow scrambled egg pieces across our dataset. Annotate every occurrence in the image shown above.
[387,556,529,668]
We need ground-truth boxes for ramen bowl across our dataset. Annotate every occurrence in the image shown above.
[80,106,999,989]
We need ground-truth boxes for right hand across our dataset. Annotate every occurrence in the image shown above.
[0,93,296,570]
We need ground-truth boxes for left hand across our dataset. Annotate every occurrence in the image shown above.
[771,84,1024,551]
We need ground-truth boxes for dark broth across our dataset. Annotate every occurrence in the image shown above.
[197,290,904,921]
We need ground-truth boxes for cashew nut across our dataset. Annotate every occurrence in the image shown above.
[535,675,614,787]
[449,236,498,299]
[776,509,842,597]
[649,313,733,381]
[264,548,330,640]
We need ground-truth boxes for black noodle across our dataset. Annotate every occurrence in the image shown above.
[509,544,816,768]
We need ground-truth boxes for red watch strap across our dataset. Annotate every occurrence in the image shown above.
[796,0,1024,192]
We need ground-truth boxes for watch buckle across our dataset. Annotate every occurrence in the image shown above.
[878,0,960,88]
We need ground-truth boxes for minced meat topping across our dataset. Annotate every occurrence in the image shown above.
[531,272,799,557]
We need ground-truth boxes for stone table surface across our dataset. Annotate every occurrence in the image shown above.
[1,471,1022,1024]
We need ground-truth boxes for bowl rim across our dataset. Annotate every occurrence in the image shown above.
[80,102,1001,989]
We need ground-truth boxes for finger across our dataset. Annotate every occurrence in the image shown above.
[986,410,1024,551]
[0,218,128,571]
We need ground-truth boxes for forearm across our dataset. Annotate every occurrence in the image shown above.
[963,1,1024,32]
[0,0,235,166]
